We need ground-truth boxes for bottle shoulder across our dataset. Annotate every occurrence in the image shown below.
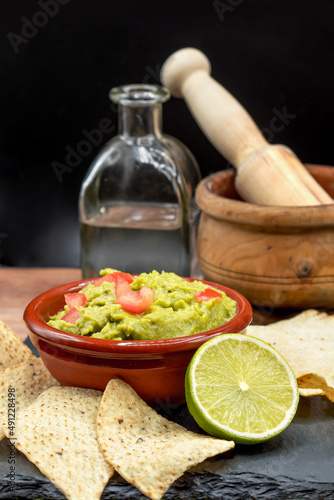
[79,132,201,215]
[82,133,200,179]
[159,133,202,180]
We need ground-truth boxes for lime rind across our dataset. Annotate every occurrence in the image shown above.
[185,333,299,445]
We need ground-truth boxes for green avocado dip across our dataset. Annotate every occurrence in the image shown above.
[48,269,237,341]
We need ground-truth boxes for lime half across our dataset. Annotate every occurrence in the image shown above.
[185,333,299,445]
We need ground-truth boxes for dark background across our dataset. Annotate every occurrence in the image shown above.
[1,0,333,268]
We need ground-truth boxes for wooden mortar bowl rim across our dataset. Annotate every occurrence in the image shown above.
[195,164,334,229]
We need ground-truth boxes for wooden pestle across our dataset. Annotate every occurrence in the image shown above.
[160,48,333,206]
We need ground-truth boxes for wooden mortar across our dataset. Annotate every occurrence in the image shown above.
[195,165,334,309]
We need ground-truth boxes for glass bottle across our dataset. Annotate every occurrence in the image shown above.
[79,84,201,279]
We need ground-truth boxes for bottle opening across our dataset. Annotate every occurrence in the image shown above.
[109,84,170,106]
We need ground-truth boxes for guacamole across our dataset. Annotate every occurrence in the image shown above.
[48,270,237,340]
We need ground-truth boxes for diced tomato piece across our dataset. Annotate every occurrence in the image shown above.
[116,286,155,314]
[94,272,133,287]
[112,272,133,284]
[64,292,87,308]
[94,273,117,287]
[62,308,80,323]
[194,288,222,302]
[115,281,131,300]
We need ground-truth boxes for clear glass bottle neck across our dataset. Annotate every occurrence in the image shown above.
[118,102,163,138]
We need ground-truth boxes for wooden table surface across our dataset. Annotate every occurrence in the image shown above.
[0,267,81,340]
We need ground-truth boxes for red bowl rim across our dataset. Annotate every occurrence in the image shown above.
[24,276,253,355]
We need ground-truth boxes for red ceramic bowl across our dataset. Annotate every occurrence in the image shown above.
[24,276,252,405]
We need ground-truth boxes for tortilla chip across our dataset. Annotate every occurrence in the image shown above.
[97,379,235,500]
[248,309,334,401]
[0,358,59,441]
[298,387,323,397]
[8,386,114,500]
[0,320,35,371]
